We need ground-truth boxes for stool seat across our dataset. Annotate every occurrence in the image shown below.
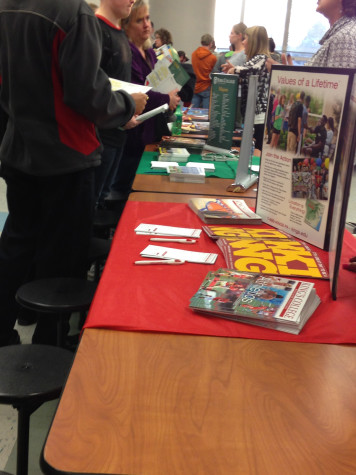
[16,278,97,347]
[15,278,97,314]
[0,345,72,475]
[0,345,72,405]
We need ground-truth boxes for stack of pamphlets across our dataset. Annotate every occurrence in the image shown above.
[201,150,239,162]
[134,223,201,238]
[159,136,206,154]
[168,165,205,183]
[188,198,262,225]
[158,147,190,162]
[181,121,210,133]
[182,107,209,121]
[189,268,321,334]
[216,234,329,279]
[140,245,217,264]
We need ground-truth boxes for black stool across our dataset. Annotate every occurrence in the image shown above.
[15,278,97,347]
[88,237,112,282]
[0,344,73,475]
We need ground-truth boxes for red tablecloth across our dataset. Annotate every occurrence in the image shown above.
[84,201,356,344]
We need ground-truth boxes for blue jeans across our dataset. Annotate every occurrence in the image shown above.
[192,87,211,109]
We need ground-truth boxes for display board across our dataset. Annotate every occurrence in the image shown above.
[206,73,238,153]
[256,66,356,251]
[256,66,356,299]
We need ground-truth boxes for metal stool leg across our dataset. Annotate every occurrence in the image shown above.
[17,406,30,475]
[16,401,41,475]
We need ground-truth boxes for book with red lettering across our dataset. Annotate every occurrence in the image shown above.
[189,268,320,334]
[217,237,329,279]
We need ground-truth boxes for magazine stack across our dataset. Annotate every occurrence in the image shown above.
[189,268,321,334]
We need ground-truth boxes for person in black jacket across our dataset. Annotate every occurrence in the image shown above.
[0,0,147,346]
[94,0,139,209]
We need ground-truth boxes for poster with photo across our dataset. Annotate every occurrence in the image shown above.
[256,66,355,251]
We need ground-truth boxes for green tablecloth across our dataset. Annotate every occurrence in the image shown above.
[136,151,260,179]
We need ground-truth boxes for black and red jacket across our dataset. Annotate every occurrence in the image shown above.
[0,0,135,176]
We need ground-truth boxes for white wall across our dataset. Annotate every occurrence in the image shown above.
[86,0,216,60]
[149,0,216,60]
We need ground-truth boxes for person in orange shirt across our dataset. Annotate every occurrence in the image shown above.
[191,34,217,109]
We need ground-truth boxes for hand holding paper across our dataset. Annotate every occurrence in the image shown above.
[131,92,148,115]
[136,104,169,123]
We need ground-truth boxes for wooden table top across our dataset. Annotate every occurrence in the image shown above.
[132,174,258,198]
[128,191,257,208]
[43,328,356,475]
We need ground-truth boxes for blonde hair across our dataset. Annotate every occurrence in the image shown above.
[122,0,152,50]
[244,26,269,60]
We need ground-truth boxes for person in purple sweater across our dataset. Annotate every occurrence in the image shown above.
[108,0,180,201]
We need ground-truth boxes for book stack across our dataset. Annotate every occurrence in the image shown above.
[189,268,320,334]
[188,198,262,225]
[168,165,205,183]
[216,234,329,279]
[160,136,206,154]
[158,147,190,162]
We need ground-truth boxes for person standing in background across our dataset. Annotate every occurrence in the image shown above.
[270,94,286,148]
[108,0,180,202]
[287,92,305,153]
[191,34,217,109]
[93,0,142,209]
[0,0,147,346]
[227,26,270,151]
[153,27,179,61]
[306,0,356,68]
[215,22,247,73]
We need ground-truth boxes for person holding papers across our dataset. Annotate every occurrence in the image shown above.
[0,0,147,346]
[108,0,180,202]
[94,0,145,209]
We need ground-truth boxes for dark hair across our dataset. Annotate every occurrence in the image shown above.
[342,0,356,17]
[269,38,276,52]
[327,117,335,131]
[178,50,189,61]
[305,95,311,105]
[279,94,286,105]
[155,28,173,46]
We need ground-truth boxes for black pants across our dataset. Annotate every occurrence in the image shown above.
[0,165,95,345]
[110,134,145,199]
[254,124,265,152]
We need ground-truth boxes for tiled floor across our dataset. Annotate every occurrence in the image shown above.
[0,167,356,473]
